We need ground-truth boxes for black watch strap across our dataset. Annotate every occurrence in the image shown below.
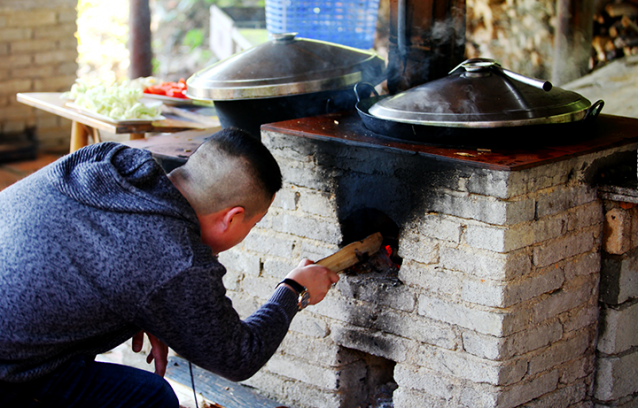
[279,278,305,295]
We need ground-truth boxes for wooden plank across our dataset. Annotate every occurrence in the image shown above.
[16,92,208,135]
[165,356,284,408]
[316,232,383,272]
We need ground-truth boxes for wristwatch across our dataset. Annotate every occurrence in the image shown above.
[278,278,310,311]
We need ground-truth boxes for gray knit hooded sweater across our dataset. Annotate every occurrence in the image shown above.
[0,142,298,383]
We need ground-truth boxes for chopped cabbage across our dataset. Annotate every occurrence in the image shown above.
[61,78,162,120]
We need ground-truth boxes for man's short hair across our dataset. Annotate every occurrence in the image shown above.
[180,127,282,217]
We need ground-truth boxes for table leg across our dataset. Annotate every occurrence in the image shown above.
[129,133,145,140]
[91,127,102,143]
[70,120,89,153]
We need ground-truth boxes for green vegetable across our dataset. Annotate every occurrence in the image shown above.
[62,78,162,120]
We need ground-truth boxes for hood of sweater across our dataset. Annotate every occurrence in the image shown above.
[46,142,197,224]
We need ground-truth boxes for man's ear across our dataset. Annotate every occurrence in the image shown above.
[220,206,245,231]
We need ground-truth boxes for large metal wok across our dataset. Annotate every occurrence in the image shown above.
[186,33,385,138]
[356,58,604,148]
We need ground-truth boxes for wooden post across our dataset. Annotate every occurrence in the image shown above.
[552,0,595,86]
[129,0,153,79]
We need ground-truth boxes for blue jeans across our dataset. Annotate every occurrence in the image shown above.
[0,355,179,408]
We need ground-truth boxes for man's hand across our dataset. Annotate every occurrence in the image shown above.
[284,259,340,305]
[132,331,169,377]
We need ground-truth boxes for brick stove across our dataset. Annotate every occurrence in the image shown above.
[213,111,638,408]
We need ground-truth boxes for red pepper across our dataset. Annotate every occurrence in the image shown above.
[143,78,188,99]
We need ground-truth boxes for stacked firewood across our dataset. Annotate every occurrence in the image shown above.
[593,0,638,67]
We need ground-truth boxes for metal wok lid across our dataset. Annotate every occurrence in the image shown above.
[186,33,385,101]
[368,58,603,128]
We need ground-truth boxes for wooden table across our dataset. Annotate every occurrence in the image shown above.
[17,92,221,153]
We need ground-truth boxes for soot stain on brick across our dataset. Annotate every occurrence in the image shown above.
[342,328,393,356]
[309,138,467,236]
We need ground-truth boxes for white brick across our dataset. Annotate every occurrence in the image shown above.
[398,231,440,265]
[594,350,638,401]
[262,259,297,280]
[564,251,601,281]
[376,309,461,351]
[598,301,638,354]
[440,246,532,280]
[533,228,597,268]
[243,368,343,408]
[243,276,278,301]
[467,169,512,199]
[221,268,242,292]
[298,189,337,218]
[242,229,296,259]
[288,313,330,339]
[393,387,457,408]
[520,382,588,408]
[562,303,599,334]
[462,265,564,308]
[427,189,535,225]
[416,343,527,386]
[528,329,593,376]
[299,239,336,263]
[331,324,408,363]
[394,364,457,400]
[567,201,604,232]
[463,320,563,361]
[459,382,499,408]
[495,370,560,408]
[399,260,463,297]
[218,249,260,276]
[532,275,598,325]
[412,213,463,243]
[271,187,297,210]
[282,379,344,408]
[465,212,569,253]
[536,185,598,218]
[265,353,344,389]
[417,294,528,336]
[279,334,350,365]
[600,251,638,305]
[271,212,341,244]
[559,357,594,386]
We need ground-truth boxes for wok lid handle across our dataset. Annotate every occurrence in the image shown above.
[354,82,379,103]
[450,58,553,92]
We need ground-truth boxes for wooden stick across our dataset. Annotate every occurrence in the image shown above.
[316,232,383,273]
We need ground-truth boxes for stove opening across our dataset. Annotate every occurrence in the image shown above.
[351,350,397,408]
[340,208,403,275]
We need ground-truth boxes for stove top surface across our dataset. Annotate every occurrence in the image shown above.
[262,111,638,171]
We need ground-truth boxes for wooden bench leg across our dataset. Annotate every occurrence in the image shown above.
[70,121,89,153]
[129,133,145,140]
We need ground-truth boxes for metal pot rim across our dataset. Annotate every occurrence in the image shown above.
[187,72,364,101]
[186,34,385,101]
[367,58,601,128]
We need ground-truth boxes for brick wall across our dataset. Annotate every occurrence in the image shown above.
[0,0,78,153]
[216,126,638,408]
[596,200,638,407]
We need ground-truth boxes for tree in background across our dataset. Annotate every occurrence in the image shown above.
[77,0,262,83]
